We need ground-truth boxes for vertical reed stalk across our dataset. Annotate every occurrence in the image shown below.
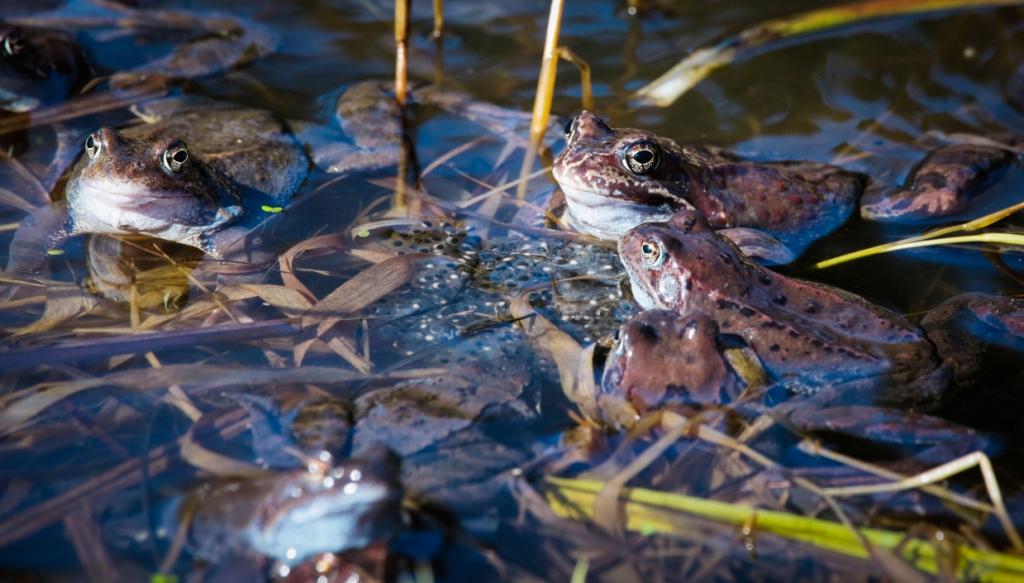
[517,0,565,199]
[394,0,411,106]
[528,0,565,150]
[432,0,445,38]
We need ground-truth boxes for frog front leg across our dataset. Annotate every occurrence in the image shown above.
[5,202,73,275]
[717,227,796,266]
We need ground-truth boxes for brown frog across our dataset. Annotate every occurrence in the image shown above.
[613,210,1024,406]
[552,111,864,260]
[0,23,89,112]
[599,308,994,466]
[5,98,308,276]
[183,445,404,567]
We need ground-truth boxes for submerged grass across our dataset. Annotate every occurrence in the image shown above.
[544,476,1024,582]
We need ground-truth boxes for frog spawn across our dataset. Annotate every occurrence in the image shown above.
[357,221,635,364]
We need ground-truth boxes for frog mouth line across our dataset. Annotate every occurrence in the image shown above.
[560,184,678,240]
[74,179,198,207]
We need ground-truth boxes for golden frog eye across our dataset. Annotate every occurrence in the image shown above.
[162,141,190,174]
[622,140,660,175]
[640,238,665,268]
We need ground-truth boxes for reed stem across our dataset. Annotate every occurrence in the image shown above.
[394,0,411,106]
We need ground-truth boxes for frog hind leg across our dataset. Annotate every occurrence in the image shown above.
[860,144,1016,222]
[788,404,996,466]
[6,202,73,276]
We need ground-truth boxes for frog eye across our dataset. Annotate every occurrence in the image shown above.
[162,142,190,174]
[563,115,576,139]
[3,30,26,56]
[640,238,665,268]
[84,132,101,160]
[622,141,661,175]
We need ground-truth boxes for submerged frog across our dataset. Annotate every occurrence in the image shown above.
[183,445,404,566]
[861,141,1021,222]
[9,2,276,89]
[613,210,1024,406]
[553,111,864,259]
[0,23,89,112]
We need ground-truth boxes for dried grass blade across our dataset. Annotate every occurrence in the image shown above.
[179,423,269,478]
[0,319,298,371]
[303,254,422,334]
[239,284,313,315]
[278,233,350,301]
[0,77,167,136]
[510,294,599,417]
[593,413,690,533]
[13,285,100,336]
[634,0,1024,107]
[63,503,118,583]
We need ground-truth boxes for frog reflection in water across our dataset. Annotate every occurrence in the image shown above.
[553,111,864,261]
[8,1,278,91]
[608,210,1024,413]
[183,445,404,568]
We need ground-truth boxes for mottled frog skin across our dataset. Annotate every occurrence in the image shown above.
[613,210,1024,407]
[552,111,863,258]
[600,310,744,414]
[617,210,944,403]
[861,142,1019,222]
[6,98,308,272]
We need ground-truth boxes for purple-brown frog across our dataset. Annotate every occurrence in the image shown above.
[553,111,864,261]
[610,210,1023,409]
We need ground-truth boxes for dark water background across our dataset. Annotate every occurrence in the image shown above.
[1,0,1024,580]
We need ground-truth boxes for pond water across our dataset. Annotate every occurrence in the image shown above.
[1,0,1023,581]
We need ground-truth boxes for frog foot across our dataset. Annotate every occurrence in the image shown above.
[921,292,1024,386]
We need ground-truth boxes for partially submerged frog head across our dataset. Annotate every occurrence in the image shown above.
[0,24,88,112]
[553,111,690,239]
[618,210,754,313]
[601,310,735,415]
[245,446,404,564]
[186,445,404,566]
[65,126,243,254]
